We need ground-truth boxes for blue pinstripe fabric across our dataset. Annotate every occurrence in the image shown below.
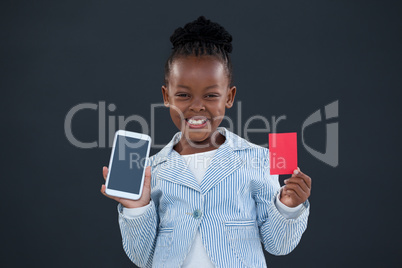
[117,127,310,267]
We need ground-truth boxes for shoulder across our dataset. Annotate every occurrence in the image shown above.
[224,129,269,160]
[146,131,182,167]
[225,129,267,151]
[147,149,168,167]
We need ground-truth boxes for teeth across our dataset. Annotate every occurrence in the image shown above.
[188,119,206,125]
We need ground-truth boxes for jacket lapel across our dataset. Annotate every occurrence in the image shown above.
[156,150,201,192]
[200,138,244,194]
[151,131,201,192]
[150,127,250,194]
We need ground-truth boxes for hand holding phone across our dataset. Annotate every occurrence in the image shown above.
[100,130,152,208]
[101,166,152,208]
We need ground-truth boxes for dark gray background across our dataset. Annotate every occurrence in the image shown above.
[1,0,401,267]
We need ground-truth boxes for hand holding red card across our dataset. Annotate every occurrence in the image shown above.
[281,168,312,207]
[268,132,312,208]
[269,133,297,175]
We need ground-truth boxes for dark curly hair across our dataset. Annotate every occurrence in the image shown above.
[164,16,234,87]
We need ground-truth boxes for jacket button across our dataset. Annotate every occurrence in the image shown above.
[193,209,202,219]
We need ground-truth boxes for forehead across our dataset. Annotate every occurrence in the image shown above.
[169,56,227,87]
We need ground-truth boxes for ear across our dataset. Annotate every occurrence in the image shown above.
[225,86,236,108]
[161,85,170,107]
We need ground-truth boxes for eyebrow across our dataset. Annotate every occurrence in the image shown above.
[177,84,220,90]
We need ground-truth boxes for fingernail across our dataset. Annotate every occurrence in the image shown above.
[284,179,288,183]
[297,167,301,171]
[294,169,299,174]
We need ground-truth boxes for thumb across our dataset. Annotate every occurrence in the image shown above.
[291,167,301,177]
[143,166,152,188]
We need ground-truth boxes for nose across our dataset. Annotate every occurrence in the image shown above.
[189,97,205,112]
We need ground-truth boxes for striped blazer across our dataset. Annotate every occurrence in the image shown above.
[117,127,310,268]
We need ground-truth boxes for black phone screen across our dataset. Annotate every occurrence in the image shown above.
[108,135,150,194]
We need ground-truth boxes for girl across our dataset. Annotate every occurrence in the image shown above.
[101,16,312,268]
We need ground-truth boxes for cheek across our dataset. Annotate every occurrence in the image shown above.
[169,106,185,120]
[217,102,227,114]
[210,106,226,122]
[169,109,179,119]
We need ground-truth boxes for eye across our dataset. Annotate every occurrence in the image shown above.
[205,94,219,98]
[176,93,189,98]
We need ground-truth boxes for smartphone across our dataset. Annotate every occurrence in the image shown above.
[105,130,152,200]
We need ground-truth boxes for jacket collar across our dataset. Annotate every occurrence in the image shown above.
[149,127,252,167]
[150,127,253,194]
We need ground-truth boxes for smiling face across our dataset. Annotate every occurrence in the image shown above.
[162,55,236,154]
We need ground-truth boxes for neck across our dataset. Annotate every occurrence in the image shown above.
[174,131,225,155]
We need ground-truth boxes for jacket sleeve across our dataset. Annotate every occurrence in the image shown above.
[117,200,159,267]
[253,150,310,256]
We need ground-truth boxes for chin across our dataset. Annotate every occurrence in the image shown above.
[183,130,212,144]
[185,131,210,140]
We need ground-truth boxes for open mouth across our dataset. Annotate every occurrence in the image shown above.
[185,117,208,128]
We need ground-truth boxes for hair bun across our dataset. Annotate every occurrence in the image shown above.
[170,15,233,53]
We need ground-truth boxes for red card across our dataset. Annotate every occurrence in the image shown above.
[269,132,297,175]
